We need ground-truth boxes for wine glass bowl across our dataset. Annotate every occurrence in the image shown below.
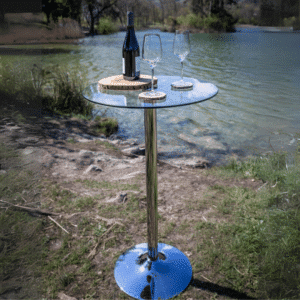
[139,34,166,100]
[172,30,193,89]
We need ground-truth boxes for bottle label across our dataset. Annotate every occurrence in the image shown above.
[122,58,125,74]
[135,56,140,73]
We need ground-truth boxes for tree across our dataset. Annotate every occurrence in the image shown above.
[42,0,82,25]
[64,0,82,25]
[83,0,118,35]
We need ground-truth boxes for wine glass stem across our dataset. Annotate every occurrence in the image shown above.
[151,68,154,92]
[181,61,183,81]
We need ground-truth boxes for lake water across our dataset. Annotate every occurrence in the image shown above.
[2,27,300,166]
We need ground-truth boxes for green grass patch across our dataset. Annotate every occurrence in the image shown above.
[197,145,300,298]
[96,139,119,150]
[0,211,48,296]
[0,142,19,160]
[90,116,118,137]
[67,137,77,144]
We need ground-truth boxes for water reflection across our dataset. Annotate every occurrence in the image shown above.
[2,28,300,165]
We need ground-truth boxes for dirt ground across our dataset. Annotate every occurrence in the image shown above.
[0,99,262,299]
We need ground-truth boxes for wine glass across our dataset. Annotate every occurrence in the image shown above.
[139,34,166,100]
[172,30,193,89]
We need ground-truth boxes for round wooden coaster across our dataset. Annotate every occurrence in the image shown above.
[171,81,193,90]
[98,75,158,91]
[138,91,166,101]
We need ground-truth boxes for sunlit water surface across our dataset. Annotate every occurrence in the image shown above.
[2,27,300,166]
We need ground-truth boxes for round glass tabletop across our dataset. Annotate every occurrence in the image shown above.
[82,76,218,109]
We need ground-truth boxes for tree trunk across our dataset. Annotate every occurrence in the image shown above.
[159,0,165,24]
[0,3,5,26]
[173,0,177,18]
[88,3,95,35]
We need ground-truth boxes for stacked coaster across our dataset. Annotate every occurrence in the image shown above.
[98,75,157,91]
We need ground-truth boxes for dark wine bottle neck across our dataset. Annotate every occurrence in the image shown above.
[127,11,134,27]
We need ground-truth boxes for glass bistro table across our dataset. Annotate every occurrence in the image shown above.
[83,76,218,300]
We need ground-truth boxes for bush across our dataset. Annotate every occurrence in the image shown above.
[283,16,296,27]
[46,67,94,116]
[238,17,249,24]
[97,17,118,35]
[204,15,224,31]
[293,18,300,30]
[250,17,259,26]
[0,62,93,118]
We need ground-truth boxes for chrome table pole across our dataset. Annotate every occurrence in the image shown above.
[144,108,158,261]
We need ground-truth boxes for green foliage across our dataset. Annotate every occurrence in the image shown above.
[0,61,94,118]
[177,13,203,28]
[93,223,107,236]
[59,273,75,287]
[211,145,300,298]
[97,17,118,35]
[91,116,118,137]
[49,66,93,116]
[176,12,236,32]
[250,16,259,26]
[221,151,291,185]
[203,15,224,30]
[283,16,296,27]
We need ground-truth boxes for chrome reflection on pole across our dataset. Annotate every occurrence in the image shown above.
[144,108,158,261]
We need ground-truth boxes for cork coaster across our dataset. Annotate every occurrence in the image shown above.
[98,75,158,91]
[138,91,166,101]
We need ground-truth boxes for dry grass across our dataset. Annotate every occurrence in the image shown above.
[0,13,84,45]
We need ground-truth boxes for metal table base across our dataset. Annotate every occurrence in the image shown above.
[114,108,193,299]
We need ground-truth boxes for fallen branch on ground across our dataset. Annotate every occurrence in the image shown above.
[0,199,59,216]
[48,216,70,234]
[257,182,268,191]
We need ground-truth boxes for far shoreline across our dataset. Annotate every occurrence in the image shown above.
[0,23,297,47]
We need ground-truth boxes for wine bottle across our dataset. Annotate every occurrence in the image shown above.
[122,11,140,80]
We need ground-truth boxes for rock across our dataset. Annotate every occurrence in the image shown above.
[193,159,210,168]
[79,150,93,157]
[8,126,22,131]
[121,147,145,157]
[22,147,35,155]
[172,158,210,169]
[108,134,120,140]
[106,192,127,203]
[126,138,139,145]
[16,137,39,145]
[110,140,120,145]
[83,164,102,174]
[113,170,145,180]
[57,292,78,300]
[0,170,7,175]
[78,138,91,143]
